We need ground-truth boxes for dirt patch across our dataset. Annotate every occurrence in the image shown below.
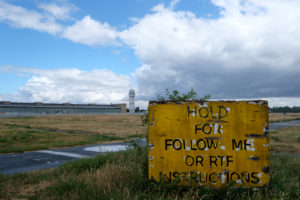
[269,113,300,122]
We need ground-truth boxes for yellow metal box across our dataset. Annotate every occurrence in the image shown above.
[148,101,269,187]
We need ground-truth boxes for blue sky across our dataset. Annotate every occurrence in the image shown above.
[1,0,300,108]
[0,0,219,90]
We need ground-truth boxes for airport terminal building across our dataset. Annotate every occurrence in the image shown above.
[0,101,126,116]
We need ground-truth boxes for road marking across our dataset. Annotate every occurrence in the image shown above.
[38,150,89,159]
[84,145,129,152]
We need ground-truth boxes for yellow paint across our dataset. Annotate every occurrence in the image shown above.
[148,101,269,187]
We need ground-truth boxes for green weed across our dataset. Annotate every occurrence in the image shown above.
[270,136,281,142]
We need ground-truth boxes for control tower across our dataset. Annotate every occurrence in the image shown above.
[129,89,135,113]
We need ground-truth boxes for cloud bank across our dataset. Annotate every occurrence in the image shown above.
[1,0,300,107]
[120,0,300,100]
[0,0,118,42]
[0,66,132,104]
[0,1,63,34]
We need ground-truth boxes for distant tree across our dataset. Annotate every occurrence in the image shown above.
[135,107,140,112]
[269,106,300,113]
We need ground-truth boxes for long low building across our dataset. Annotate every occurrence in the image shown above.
[0,101,126,116]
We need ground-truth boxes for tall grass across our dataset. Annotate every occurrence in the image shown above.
[0,146,299,200]
[269,126,300,155]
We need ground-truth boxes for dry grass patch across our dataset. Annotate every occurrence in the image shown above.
[269,113,300,122]
[0,114,147,138]
[12,180,51,200]
[270,125,300,155]
[0,123,120,153]
[0,114,146,153]
[81,163,133,193]
[0,170,54,200]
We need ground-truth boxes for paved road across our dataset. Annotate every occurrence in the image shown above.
[0,142,132,174]
[269,120,300,130]
[0,121,299,175]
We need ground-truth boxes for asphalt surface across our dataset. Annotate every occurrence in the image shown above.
[269,120,300,130]
[0,121,299,175]
[0,142,134,174]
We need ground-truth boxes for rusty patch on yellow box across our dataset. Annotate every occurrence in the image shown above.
[148,100,269,187]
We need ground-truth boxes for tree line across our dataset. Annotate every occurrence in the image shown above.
[269,106,300,113]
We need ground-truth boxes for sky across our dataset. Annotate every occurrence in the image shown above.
[0,0,300,109]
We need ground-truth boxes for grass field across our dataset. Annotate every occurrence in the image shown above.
[0,114,300,199]
[0,146,299,200]
[269,112,300,122]
[270,126,300,156]
[0,113,299,154]
[0,123,122,154]
[0,114,147,137]
[0,114,146,153]
[268,113,300,156]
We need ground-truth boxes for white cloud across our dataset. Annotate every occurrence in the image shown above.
[120,0,300,101]
[0,66,132,104]
[37,2,78,21]
[0,1,119,45]
[0,1,63,35]
[62,15,119,45]
[1,0,300,108]
[168,0,181,10]
[266,97,300,107]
